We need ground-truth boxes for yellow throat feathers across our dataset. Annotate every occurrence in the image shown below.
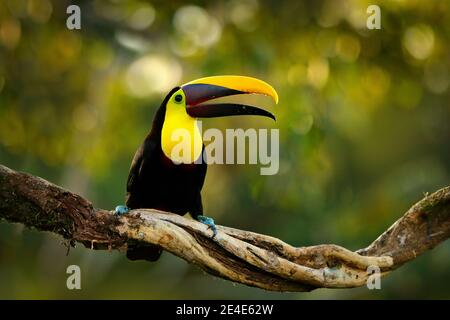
[161,92,203,164]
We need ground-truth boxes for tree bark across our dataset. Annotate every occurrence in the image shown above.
[0,164,449,292]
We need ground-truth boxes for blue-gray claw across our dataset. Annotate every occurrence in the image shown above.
[197,215,217,237]
[115,205,129,216]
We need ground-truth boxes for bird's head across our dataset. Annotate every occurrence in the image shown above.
[159,75,278,164]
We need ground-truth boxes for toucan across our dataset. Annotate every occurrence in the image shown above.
[115,75,278,261]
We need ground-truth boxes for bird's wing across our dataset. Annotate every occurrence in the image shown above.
[126,139,159,192]
[126,145,144,194]
[125,139,159,209]
[195,145,208,190]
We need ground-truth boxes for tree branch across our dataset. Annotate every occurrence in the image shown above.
[0,164,449,292]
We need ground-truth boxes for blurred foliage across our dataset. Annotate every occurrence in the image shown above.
[0,0,449,299]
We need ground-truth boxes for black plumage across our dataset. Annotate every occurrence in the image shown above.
[125,87,207,262]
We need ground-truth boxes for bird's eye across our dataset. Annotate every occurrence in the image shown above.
[174,94,183,103]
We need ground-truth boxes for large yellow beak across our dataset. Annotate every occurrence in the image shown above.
[183,75,278,104]
[181,75,278,120]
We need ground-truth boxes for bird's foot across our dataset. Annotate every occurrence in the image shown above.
[196,215,217,238]
[114,205,130,216]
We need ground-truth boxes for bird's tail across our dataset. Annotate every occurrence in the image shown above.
[126,243,163,262]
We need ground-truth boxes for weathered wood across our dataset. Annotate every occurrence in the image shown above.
[357,187,450,267]
[0,164,449,292]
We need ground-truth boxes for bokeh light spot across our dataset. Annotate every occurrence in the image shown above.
[128,5,155,30]
[307,57,329,89]
[115,31,152,52]
[336,34,361,62]
[403,24,435,60]
[173,5,222,49]
[0,18,21,50]
[229,0,260,32]
[27,0,52,24]
[125,55,182,97]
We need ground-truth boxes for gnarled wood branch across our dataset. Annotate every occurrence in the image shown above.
[0,164,449,291]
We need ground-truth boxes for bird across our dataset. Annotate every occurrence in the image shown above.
[114,75,278,262]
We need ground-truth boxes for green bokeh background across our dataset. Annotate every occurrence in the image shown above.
[0,0,449,299]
